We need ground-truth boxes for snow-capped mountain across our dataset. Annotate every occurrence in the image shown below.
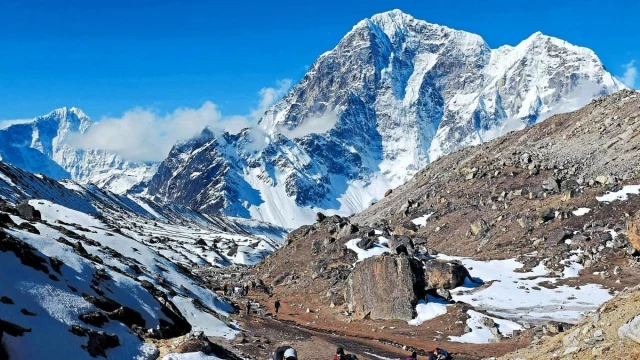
[0,107,157,194]
[148,9,624,228]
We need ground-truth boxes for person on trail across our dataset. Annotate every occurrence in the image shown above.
[428,348,451,360]
[274,299,281,315]
[272,345,297,360]
[405,351,418,360]
[245,299,251,316]
[223,284,228,296]
[334,347,358,360]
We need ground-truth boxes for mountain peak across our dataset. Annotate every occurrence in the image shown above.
[370,9,414,21]
[41,107,93,134]
[49,106,89,120]
[145,11,624,228]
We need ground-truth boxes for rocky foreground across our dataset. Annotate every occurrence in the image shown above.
[233,90,640,358]
[501,285,640,360]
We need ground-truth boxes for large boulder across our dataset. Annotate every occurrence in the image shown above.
[346,255,425,321]
[627,212,640,252]
[16,202,41,221]
[424,260,470,290]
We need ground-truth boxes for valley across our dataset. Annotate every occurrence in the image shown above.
[1,8,640,360]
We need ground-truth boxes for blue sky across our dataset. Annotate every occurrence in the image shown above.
[0,0,638,123]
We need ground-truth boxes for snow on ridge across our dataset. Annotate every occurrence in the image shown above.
[145,8,623,230]
[1,192,260,358]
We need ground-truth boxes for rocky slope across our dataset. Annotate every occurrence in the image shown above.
[147,9,624,228]
[0,107,157,194]
[0,160,287,359]
[244,90,640,358]
[501,285,640,360]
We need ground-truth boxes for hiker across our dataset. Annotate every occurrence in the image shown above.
[274,299,281,315]
[272,345,297,360]
[245,299,251,316]
[223,284,228,296]
[405,351,417,360]
[334,347,358,360]
[428,348,451,360]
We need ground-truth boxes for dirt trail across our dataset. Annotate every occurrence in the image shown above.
[233,314,480,360]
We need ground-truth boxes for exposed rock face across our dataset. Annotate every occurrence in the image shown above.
[388,235,415,256]
[70,325,120,358]
[346,255,425,320]
[627,211,640,252]
[424,260,471,290]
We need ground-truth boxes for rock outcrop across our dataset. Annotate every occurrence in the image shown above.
[346,255,425,320]
[16,201,41,221]
[627,211,640,252]
[424,260,471,290]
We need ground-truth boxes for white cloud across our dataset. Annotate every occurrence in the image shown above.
[620,61,637,89]
[69,102,223,162]
[278,111,339,139]
[249,79,292,121]
[0,118,32,129]
[68,79,292,162]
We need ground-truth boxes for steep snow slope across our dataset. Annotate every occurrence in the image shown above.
[0,160,286,358]
[147,10,624,228]
[0,107,156,194]
[0,161,286,268]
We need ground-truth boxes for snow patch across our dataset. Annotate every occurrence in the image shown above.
[408,295,450,325]
[572,208,591,216]
[596,185,640,202]
[345,238,390,262]
[411,212,434,227]
[449,310,522,344]
[436,254,612,323]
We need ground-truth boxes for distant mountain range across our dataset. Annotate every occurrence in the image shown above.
[0,107,156,194]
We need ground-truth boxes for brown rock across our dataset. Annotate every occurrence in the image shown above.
[627,211,640,252]
[424,260,471,290]
[346,255,425,321]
